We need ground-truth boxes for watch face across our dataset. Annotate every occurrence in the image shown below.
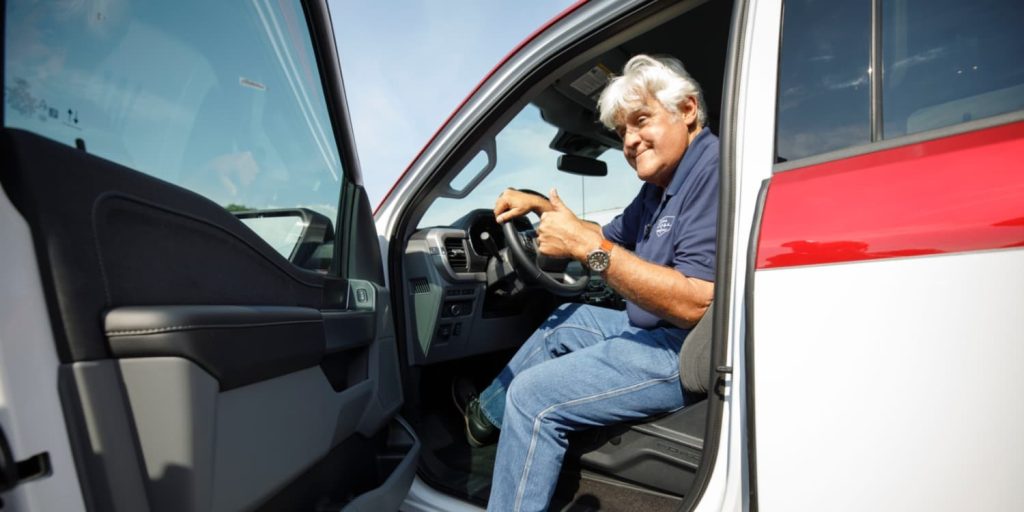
[587,250,610,272]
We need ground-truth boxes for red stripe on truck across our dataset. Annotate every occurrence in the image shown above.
[756,121,1024,269]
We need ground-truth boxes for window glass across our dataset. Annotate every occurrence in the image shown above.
[775,0,871,162]
[418,105,641,229]
[4,0,343,225]
[882,0,1024,137]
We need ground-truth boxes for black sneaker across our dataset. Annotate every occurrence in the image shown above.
[452,378,498,448]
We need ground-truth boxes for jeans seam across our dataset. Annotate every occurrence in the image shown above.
[543,323,604,339]
[512,372,681,511]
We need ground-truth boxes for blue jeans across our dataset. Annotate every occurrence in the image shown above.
[478,303,690,512]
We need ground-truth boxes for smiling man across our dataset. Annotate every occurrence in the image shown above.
[459,54,719,511]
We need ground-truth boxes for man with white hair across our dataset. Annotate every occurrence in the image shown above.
[459,54,719,511]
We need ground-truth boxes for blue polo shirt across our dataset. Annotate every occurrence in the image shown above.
[602,128,719,330]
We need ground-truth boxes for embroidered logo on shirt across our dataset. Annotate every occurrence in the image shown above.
[655,216,675,237]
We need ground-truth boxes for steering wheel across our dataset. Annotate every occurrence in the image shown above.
[501,219,589,297]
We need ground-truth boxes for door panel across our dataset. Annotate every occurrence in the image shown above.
[754,250,1024,510]
[751,124,1024,510]
[2,129,411,510]
[106,306,326,390]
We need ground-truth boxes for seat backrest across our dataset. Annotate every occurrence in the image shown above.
[679,304,714,395]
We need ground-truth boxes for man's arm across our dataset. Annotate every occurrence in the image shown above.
[601,246,713,327]
[537,189,712,328]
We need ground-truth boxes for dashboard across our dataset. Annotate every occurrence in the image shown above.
[402,209,621,366]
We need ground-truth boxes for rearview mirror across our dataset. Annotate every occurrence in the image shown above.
[557,155,607,177]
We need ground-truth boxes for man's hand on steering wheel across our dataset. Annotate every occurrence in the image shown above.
[494,188,552,224]
[536,189,603,262]
[495,187,601,296]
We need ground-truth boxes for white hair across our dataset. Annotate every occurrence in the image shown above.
[597,54,707,130]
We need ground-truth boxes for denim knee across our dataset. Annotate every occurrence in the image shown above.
[505,366,549,421]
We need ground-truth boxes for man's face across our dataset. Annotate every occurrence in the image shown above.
[618,95,697,188]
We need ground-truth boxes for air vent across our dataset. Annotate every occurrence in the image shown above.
[410,278,430,294]
[444,238,468,272]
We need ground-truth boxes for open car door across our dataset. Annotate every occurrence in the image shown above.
[745,0,1024,509]
[0,0,418,510]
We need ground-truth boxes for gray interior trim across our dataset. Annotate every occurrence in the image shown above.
[116,358,380,512]
[679,305,714,395]
[426,229,487,282]
[341,417,421,512]
[774,110,1024,173]
[119,358,217,512]
[105,306,326,390]
[58,362,150,512]
[213,368,373,511]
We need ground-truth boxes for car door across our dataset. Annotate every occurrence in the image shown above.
[0,0,417,510]
[748,0,1024,510]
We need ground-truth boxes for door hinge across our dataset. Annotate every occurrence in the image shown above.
[716,365,733,374]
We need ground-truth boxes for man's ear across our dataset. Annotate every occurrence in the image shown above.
[678,96,699,125]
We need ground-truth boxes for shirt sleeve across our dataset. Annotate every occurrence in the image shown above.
[672,152,719,282]
[602,184,649,251]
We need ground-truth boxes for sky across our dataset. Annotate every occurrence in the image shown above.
[3,0,582,225]
[328,0,577,208]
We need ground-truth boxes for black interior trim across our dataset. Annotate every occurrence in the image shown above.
[322,310,377,352]
[304,0,364,188]
[106,305,326,391]
[574,400,707,497]
[0,129,325,363]
[744,179,770,511]
[304,0,371,285]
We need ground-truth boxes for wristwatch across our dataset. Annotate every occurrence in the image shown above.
[586,239,614,272]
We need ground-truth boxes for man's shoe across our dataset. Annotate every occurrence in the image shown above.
[464,397,498,447]
[452,378,498,448]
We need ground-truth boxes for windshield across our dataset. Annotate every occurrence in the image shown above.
[418,104,641,228]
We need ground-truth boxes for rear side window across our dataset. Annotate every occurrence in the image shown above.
[882,0,1024,137]
[775,0,871,162]
[3,0,343,222]
[776,0,1024,162]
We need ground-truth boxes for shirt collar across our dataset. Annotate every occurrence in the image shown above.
[664,127,710,198]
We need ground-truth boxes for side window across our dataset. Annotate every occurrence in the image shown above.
[775,0,871,162]
[4,0,343,267]
[882,0,1024,137]
[776,0,1024,163]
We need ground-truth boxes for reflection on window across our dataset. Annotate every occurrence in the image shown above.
[882,0,1024,137]
[775,0,871,162]
[418,105,640,229]
[3,0,343,224]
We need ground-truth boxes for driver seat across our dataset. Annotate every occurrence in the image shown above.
[569,305,714,496]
